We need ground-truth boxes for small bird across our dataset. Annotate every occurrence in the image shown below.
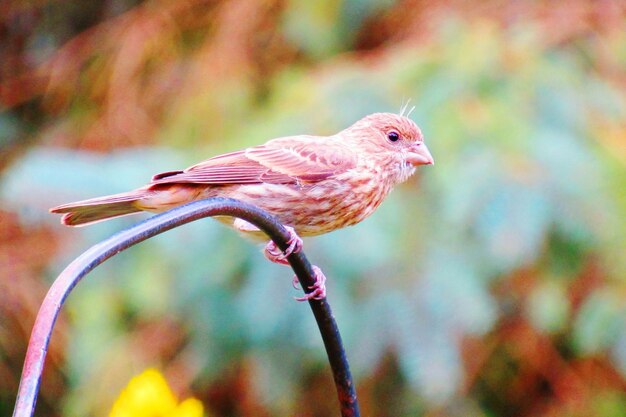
[50,112,434,300]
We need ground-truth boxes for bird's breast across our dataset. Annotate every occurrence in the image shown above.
[220,168,395,236]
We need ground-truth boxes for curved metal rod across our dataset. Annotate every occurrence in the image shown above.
[12,197,359,417]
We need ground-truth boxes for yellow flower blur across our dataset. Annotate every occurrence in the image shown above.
[109,369,204,417]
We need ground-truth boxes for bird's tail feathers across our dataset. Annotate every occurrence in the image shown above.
[50,191,146,226]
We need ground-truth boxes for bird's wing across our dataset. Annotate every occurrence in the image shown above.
[149,135,356,186]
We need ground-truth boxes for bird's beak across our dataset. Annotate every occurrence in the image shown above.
[407,143,434,166]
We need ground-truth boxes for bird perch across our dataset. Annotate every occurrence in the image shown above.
[12,197,360,417]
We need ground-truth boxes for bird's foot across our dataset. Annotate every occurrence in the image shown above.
[264,226,303,265]
[263,227,325,301]
[293,265,327,301]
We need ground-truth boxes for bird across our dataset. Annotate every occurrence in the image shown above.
[50,112,434,300]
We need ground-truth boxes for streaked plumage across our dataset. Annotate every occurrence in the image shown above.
[50,112,434,237]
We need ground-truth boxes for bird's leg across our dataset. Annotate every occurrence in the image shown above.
[292,266,327,301]
[234,220,325,301]
[263,225,303,265]
[234,219,301,263]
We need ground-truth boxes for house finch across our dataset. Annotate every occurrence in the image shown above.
[50,112,434,300]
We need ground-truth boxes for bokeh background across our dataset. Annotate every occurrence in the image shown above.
[1,1,625,416]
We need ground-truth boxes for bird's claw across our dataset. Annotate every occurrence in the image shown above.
[264,226,303,265]
[263,227,325,301]
[294,265,327,302]
[292,275,301,290]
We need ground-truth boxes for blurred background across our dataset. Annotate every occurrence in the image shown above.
[1,0,625,416]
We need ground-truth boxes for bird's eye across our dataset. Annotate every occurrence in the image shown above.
[387,131,400,142]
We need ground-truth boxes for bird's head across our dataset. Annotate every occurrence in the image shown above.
[343,112,434,182]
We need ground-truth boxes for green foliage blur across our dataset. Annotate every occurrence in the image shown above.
[1,1,625,416]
